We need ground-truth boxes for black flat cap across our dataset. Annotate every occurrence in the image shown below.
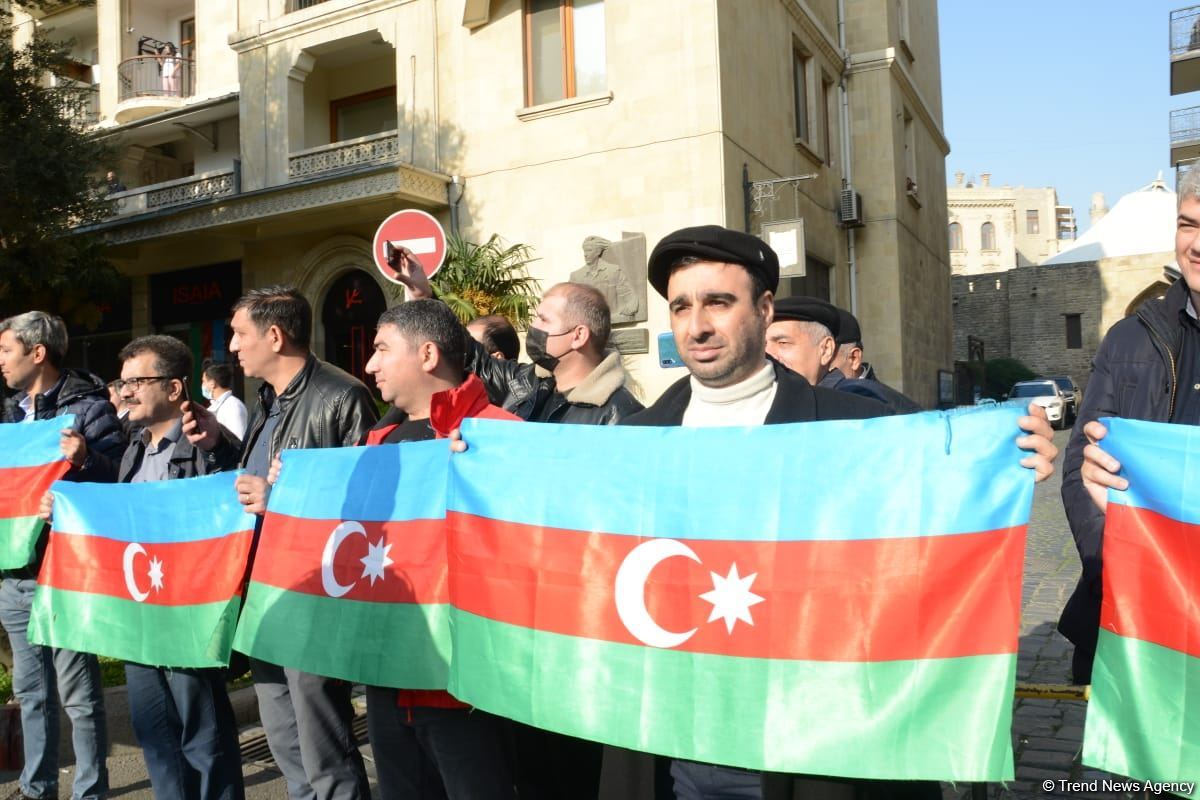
[647,225,780,298]
[772,296,841,337]
[835,308,863,346]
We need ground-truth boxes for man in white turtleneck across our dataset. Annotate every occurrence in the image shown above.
[622,224,1060,800]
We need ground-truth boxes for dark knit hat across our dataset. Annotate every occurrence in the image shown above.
[772,296,841,338]
[835,308,863,346]
[647,225,780,298]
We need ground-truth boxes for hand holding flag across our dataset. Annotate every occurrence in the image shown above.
[1079,419,1127,512]
[1017,402,1058,482]
[59,428,88,468]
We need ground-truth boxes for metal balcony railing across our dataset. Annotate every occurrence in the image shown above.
[1171,5,1200,56]
[106,165,240,218]
[1178,158,1200,187]
[117,55,195,102]
[1171,105,1200,144]
[290,0,332,10]
[61,84,99,129]
[287,130,400,179]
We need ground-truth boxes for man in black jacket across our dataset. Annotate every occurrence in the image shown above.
[1058,172,1200,685]
[624,225,1058,800]
[390,247,641,426]
[82,335,243,800]
[185,286,377,800]
[0,310,123,800]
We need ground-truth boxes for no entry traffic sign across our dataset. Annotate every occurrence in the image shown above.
[372,209,448,284]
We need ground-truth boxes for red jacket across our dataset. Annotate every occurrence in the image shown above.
[364,373,519,709]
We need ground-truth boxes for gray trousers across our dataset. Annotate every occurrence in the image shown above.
[250,659,370,800]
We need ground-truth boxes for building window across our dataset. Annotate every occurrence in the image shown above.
[1026,210,1039,235]
[821,75,834,163]
[903,108,916,196]
[980,222,996,250]
[330,87,398,142]
[792,45,810,141]
[524,0,606,107]
[1065,314,1082,349]
[948,222,962,250]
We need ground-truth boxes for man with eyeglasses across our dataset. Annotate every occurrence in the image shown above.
[0,311,124,800]
[44,335,245,800]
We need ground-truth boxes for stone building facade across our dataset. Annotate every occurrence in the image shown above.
[18,0,953,405]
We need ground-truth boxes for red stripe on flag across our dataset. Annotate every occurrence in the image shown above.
[0,462,69,518]
[1101,502,1200,658]
[250,512,446,603]
[449,512,1024,662]
[41,530,253,606]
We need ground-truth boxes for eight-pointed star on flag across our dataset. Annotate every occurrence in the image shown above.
[699,563,764,634]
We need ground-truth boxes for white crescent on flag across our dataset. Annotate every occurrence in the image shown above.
[614,538,701,649]
[321,521,367,598]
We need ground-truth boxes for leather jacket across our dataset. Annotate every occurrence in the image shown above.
[466,341,643,425]
[232,354,378,468]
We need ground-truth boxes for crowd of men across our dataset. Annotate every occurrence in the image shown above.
[24,197,1193,799]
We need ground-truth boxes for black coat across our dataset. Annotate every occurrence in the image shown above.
[1059,277,1185,655]
[818,369,923,414]
[466,340,643,425]
[233,354,378,468]
[1,367,125,483]
[623,360,889,426]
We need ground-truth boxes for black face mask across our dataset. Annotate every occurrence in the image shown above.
[525,327,574,372]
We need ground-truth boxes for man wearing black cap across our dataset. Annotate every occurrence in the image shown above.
[826,307,922,413]
[764,296,843,387]
[624,224,1059,799]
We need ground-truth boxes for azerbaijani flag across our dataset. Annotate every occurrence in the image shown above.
[28,472,255,667]
[446,407,1034,780]
[233,440,450,688]
[1082,418,1200,797]
[0,415,74,569]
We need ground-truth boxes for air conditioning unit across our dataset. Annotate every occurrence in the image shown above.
[839,188,864,228]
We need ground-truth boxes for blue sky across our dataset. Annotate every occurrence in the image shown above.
[939,1,1191,235]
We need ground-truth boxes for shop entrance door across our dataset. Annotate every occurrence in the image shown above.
[322,270,386,397]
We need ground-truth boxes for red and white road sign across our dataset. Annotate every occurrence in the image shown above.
[372,209,448,284]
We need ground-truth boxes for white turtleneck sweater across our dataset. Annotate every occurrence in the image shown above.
[681,361,777,428]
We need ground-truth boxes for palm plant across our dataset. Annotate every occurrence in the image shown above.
[428,234,541,327]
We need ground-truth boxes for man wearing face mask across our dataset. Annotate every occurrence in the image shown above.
[200,361,247,440]
[391,247,642,426]
[388,251,643,799]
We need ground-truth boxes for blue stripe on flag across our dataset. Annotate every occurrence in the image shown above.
[51,471,255,543]
[266,439,448,522]
[0,415,76,468]
[1103,416,1200,525]
[449,405,1035,541]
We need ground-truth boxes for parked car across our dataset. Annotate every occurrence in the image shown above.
[1048,375,1081,424]
[1009,380,1068,429]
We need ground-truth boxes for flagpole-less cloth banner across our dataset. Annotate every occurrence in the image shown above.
[0,415,74,569]
[1083,418,1200,798]
[447,407,1035,782]
[233,440,450,689]
[28,471,256,668]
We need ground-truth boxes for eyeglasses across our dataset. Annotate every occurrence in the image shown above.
[113,376,177,392]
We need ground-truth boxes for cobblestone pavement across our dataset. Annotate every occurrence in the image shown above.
[945,430,1155,800]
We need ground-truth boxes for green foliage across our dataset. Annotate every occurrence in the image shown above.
[0,1,119,325]
[425,234,541,327]
[967,357,1037,400]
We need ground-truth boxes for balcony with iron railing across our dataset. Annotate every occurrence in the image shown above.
[1171,105,1200,166]
[61,84,99,129]
[115,55,195,123]
[289,0,333,11]
[106,164,240,218]
[287,129,400,180]
[1171,5,1200,94]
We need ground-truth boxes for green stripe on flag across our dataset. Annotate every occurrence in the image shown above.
[1084,630,1200,797]
[0,516,44,570]
[233,582,450,689]
[448,611,1016,781]
[28,586,240,668]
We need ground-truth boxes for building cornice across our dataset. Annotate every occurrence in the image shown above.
[83,164,447,245]
[229,0,412,52]
[781,0,843,69]
[848,48,949,155]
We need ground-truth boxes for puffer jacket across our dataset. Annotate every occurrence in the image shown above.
[467,341,643,424]
[1,367,125,483]
[231,354,378,468]
[1059,277,1184,657]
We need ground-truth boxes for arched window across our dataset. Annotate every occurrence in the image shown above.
[980,222,996,250]
[948,222,962,250]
